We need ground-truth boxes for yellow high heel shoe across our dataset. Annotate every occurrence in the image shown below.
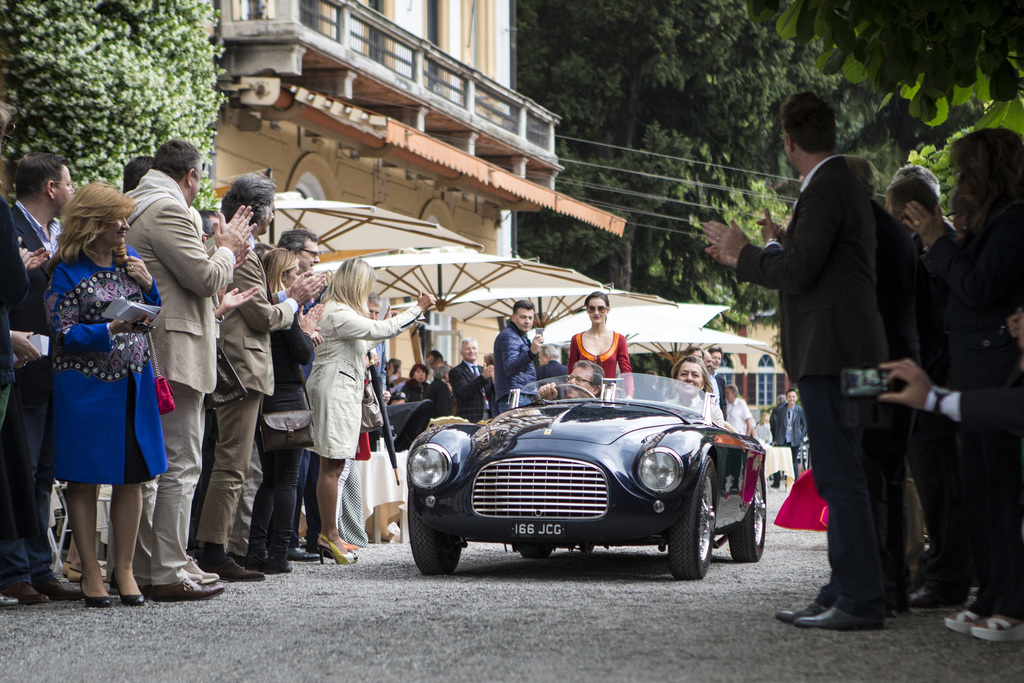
[317,534,358,565]
[62,561,82,583]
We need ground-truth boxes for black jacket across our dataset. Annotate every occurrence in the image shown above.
[927,198,1024,391]
[450,361,492,422]
[265,314,313,412]
[0,197,30,387]
[737,157,888,380]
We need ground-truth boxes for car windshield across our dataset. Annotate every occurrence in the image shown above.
[519,372,711,419]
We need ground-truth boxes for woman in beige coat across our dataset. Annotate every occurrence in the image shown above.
[307,258,434,564]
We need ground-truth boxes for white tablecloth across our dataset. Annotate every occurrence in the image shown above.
[761,442,796,483]
[359,449,409,543]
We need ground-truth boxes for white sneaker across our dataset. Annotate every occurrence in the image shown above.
[185,556,220,585]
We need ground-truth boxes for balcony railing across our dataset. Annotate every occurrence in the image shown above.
[228,0,557,158]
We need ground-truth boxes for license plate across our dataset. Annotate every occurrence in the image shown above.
[511,522,566,538]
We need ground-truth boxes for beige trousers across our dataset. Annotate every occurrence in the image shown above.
[226,441,262,556]
[134,381,205,585]
[197,392,262,546]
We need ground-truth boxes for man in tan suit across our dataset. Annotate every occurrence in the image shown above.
[196,173,322,579]
[126,141,250,602]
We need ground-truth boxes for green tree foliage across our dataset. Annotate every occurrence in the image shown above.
[748,0,1024,131]
[514,0,972,338]
[0,0,222,203]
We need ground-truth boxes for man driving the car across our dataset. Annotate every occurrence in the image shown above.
[538,360,604,401]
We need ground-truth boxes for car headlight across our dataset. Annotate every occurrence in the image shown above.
[409,444,451,489]
[637,446,683,492]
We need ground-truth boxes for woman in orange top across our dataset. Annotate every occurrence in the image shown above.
[567,292,632,388]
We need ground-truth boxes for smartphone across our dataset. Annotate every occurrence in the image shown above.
[840,367,891,398]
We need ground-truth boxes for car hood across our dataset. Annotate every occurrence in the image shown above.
[478,401,685,448]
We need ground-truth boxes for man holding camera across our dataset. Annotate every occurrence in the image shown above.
[704,92,888,630]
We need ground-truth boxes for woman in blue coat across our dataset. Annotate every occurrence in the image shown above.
[45,183,168,607]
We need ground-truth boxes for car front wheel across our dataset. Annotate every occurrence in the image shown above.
[668,459,716,580]
[409,508,462,575]
[729,468,766,562]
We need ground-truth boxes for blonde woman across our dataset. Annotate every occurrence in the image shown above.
[244,249,322,574]
[307,258,435,564]
[669,355,726,427]
[44,183,168,606]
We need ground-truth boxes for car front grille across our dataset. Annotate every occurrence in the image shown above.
[472,457,608,519]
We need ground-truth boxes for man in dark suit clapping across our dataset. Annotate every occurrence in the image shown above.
[449,338,493,422]
[704,92,889,631]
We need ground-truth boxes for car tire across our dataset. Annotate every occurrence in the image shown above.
[517,544,553,559]
[409,508,462,575]
[668,459,717,580]
[728,468,766,562]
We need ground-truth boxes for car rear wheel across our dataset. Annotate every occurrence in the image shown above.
[517,543,553,559]
[409,508,462,575]
[668,459,717,580]
[729,468,766,562]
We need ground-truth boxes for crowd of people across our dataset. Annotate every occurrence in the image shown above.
[2,92,1023,645]
[705,92,1024,641]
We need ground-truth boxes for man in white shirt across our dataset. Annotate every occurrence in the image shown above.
[724,384,755,436]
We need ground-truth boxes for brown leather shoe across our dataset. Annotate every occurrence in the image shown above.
[1,581,49,605]
[198,557,265,582]
[149,578,225,602]
[33,578,84,601]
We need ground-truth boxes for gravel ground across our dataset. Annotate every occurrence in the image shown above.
[1,488,1021,682]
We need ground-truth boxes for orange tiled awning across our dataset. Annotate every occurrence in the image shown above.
[270,85,625,236]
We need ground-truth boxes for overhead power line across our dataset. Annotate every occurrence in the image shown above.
[557,134,795,183]
[561,159,798,204]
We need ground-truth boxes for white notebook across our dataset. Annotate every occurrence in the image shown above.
[102,298,161,321]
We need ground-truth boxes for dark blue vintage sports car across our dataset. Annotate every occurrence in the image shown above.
[406,373,767,579]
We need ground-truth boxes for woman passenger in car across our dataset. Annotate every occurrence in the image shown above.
[669,355,727,427]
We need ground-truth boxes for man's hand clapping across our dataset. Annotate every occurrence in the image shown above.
[19,237,48,271]
[702,219,750,268]
[286,271,326,307]
[756,208,785,245]
[213,205,254,261]
[482,364,494,379]
[298,303,323,336]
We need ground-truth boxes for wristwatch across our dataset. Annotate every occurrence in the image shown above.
[931,387,952,415]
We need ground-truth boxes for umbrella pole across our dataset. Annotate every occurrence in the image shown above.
[367,357,401,485]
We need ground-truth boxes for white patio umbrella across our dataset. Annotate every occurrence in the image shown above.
[314,247,540,310]
[626,327,775,363]
[435,263,618,326]
[543,302,729,345]
[272,194,482,255]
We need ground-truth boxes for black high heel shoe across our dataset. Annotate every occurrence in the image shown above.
[84,594,113,608]
[119,593,145,606]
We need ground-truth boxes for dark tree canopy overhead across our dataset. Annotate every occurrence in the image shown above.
[749,0,1024,131]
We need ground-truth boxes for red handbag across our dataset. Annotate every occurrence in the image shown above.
[148,332,175,414]
[355,432,372,461]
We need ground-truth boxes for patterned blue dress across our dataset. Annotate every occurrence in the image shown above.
[45,246,168,484]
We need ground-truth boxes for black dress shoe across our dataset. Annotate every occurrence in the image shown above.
[119,594,145,606]
[776,602,828,624]
[793,606,884,631]
[84,594,113,608]
[909,586,965,609]
[287,547,320,562]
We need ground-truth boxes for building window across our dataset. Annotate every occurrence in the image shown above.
[426,0,439,45]
[368,0,383,13]
[756,354,775,406]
